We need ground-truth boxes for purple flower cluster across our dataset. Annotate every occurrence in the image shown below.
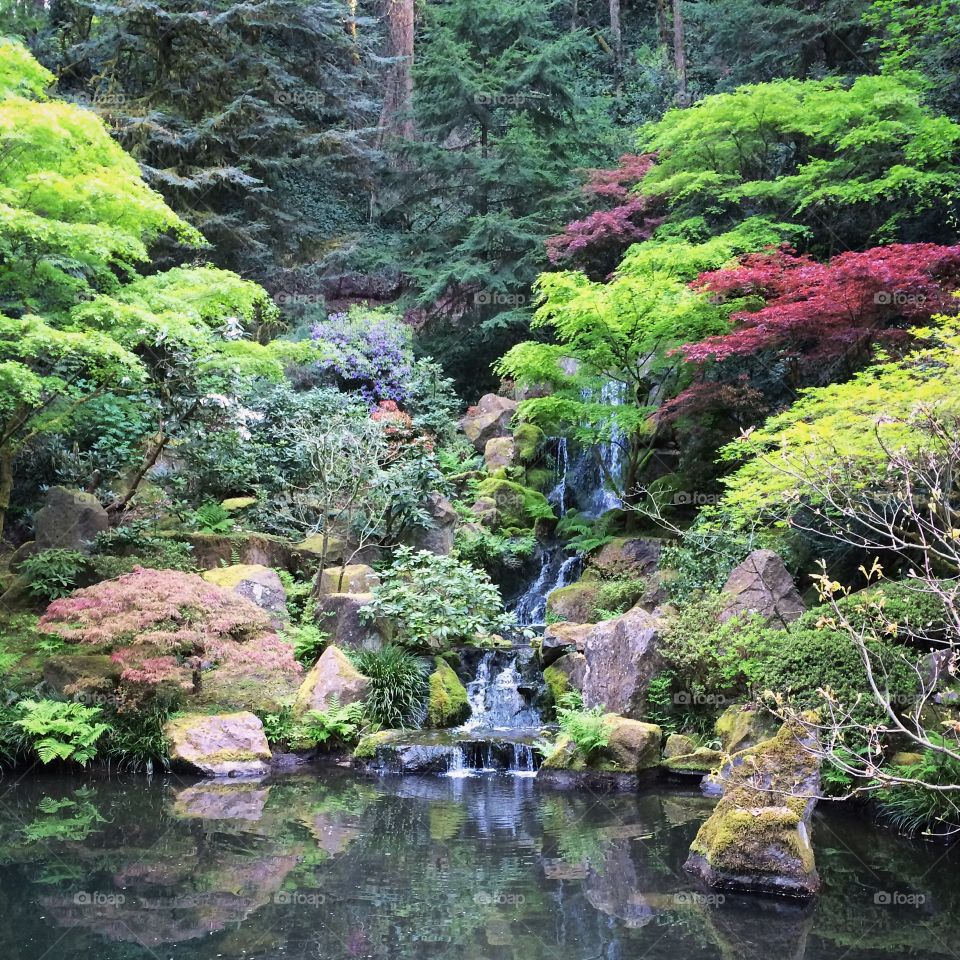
[311,310,414,404]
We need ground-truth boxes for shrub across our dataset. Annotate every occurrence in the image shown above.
[361,547,514,651]
[104,705,172,771]
[352,645,431,728]
[555,692,611,756]
[91,523,197,577]
[258,706,296,746]
[592,577,647,620]
[287,623,329,667]
[454,528,536,573]
[14,700,113,766]
[20,549,88,601]
[38,567,301,695]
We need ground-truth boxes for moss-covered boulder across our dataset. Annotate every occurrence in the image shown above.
[541,716,662,775]
[512,423,544,463]
[484,436,517,472]
[221,496,257,513]
[293,645,370,718]
[684,721,821,898]
[202,564,288,625]
[165,712,272,778]
[546,582,600,624]
[426,658,470,727]
[312,592,386,651]
[715,704,779,754]
[543,652,587,704]
[317,564,379,595]
[663,747,724,777]
[663,733,697,759]
[589,537,662,579]
[474,477,554,532]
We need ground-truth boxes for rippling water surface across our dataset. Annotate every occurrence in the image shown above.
[0,770,956,959]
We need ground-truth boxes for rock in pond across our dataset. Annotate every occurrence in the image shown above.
[663,747,724,778]
[684,721,822,898]
[293,645,371,719]
[582,607,664,719]
[165,712,272,778]
[720,549,806,626]
[538,716,662,790]
[715,704,780,754]
[172,782,271,821]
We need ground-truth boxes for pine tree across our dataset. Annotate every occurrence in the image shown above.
[45,0,381,291]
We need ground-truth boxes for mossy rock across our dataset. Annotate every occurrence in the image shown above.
[512,423,544,464]
[685,721,821,897]
[474,477,555,532]
[221,496,257,513]
[353,729,398,760]
[714,704,779,754]
[540,716,661,774]
[426,658,470,728]
[662,733,697,759]
[524,467,554,493]
[663,747,723,775]
[546,581,601,624]
[164,711,271,778]
[543,663,571,705]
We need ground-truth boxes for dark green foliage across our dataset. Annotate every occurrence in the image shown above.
[47,0,379,288]
[371,0,620,396]
[352,646,431,729]
[690,0,872,91]
[103,705,172,771]
[19,549,87,601]
[658,520,762,601]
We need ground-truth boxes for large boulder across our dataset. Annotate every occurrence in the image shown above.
[546,582,600,625]
[407,492,458,555]
[582,607,664,719]
[720,549,805,626]
[426,658,470,728]
[165,712,272,778]
[293,646,370,719]
[317,563,379,595]
[484,436,517,472]
[12,486,109,569]
[589,537,662,580]
[313,592,386,651]
[541,621,594,664]
[460,394,518,452]
[540,716,662,776]
[684,721,821,897]
[543,652,587,702]
[202,564,288,626]
[715,704,780,754]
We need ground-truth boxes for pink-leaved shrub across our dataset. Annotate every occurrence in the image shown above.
[39,567,300,698]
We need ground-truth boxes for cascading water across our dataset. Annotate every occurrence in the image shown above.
[461,651,542,731]
[579,379,628,518]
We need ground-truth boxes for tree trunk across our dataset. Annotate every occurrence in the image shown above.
[570,0,578,30]
[0,446,13,544]
[655,0,670,47]
[671,0,689,107]
[609,0,623,81]
[106,431,168,518]
[377,0,415,144]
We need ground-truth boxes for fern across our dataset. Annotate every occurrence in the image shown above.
[15,700,112,767]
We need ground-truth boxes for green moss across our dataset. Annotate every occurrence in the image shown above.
[512,423,544,463]
[475,477,555,530]
[545,582,600,623]
[353,729,395,759]
[542,664,570,707]
[663,747,723,774]
[426,658,470,728]
[524,467,554,492]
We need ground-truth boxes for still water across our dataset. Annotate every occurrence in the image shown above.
[0,769,956,959]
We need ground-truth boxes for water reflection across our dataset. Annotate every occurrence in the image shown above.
[0,771,956,959]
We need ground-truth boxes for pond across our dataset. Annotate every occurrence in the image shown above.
[0,769,956,960]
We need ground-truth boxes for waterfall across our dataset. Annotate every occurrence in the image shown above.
[581,379,627,518]
[547,437,570,512]
[460,652,541,731]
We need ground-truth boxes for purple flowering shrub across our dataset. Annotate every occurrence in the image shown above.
[311,307,413,403]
